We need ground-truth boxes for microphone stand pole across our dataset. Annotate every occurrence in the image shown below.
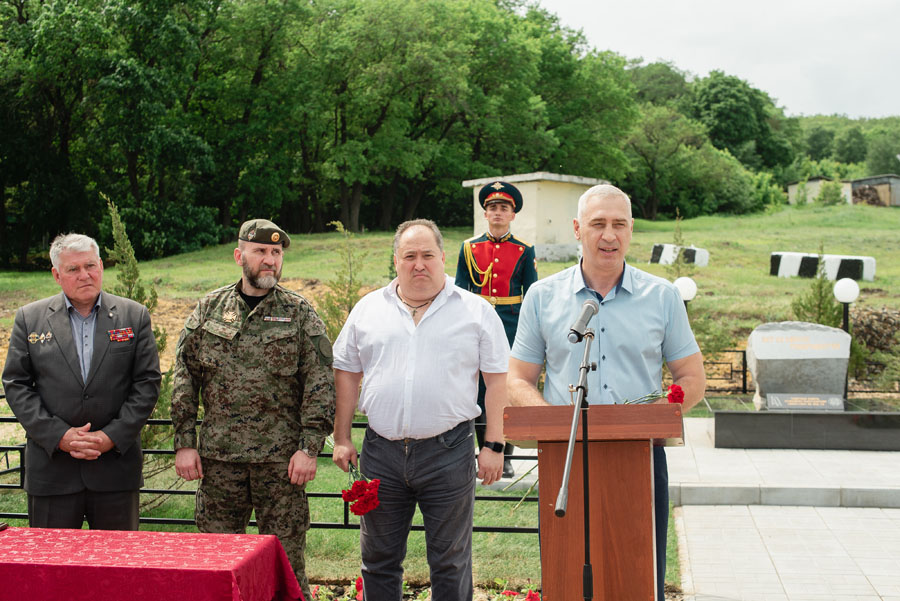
[554,328,596,601]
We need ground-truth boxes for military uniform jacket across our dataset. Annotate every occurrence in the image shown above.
[171,282,335,462]
[455,232,538,346]
[1,292,161,496]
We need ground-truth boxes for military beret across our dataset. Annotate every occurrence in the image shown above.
[238,219,291,248]
[478,181,523,213]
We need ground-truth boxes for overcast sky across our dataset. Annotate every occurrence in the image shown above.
[537,0,898,119]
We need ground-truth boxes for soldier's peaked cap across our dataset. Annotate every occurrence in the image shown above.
[238,219,291,248]
[478,181,523,213]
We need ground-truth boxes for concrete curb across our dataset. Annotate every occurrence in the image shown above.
[669,483,900,508]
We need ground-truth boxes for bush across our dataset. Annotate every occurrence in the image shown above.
[814,180,844,206]
[318,222,367,342]
[751,171,787,210]
[790,245,841,327]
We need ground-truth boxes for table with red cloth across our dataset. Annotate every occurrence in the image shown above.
[0,527,303,601]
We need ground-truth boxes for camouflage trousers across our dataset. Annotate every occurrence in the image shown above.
[196,458,311,599]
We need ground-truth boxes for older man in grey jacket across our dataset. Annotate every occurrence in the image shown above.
[2,233,160,529]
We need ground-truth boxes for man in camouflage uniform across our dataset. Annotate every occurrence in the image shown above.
[172,219,335,599]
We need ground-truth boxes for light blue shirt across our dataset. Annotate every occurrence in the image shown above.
[65,293,102,383]
[511,263,699,405]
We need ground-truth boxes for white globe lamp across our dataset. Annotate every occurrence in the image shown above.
[673,276,698,303]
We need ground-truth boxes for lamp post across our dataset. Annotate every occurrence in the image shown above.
[673,276,698,311]
[833,278,859,333]
[833,278,860,400]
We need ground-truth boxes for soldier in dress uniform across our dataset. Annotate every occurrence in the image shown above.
[455,181,538,478]
[171,219,335,600]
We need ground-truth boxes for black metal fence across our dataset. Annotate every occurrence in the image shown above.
[699,349,896,395]
[2,352,897,527]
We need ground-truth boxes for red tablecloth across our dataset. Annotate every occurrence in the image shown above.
[0,527,303,601]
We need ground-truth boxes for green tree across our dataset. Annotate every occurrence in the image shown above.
[791,244,842,328]
[525,7,636,181]
[0,0,109,262]
[104,197,174,508]
[627,60,689,106]
[805,126,834,161]
[624,103,762,219]
[866,131,900,175]
[688,70,796,170]
[318,221,367,342]
[105,196,167,354]
[833,126,867,164]
[663,209,696,280]
[624,104,706,220]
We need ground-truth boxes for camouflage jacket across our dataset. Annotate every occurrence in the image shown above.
[171,281,335,462]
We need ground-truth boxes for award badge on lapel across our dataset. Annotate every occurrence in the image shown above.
[27,332,53,344]
[109,327,135,342]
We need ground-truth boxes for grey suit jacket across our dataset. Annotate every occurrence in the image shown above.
[2,291,161,496]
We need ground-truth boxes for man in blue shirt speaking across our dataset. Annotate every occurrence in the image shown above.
[508,184,706,600]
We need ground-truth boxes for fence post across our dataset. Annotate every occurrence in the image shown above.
[741,350,748,394]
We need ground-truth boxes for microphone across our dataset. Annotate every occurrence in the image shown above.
[567,299,600,343]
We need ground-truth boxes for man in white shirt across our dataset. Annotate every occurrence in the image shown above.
[332,219,508,601]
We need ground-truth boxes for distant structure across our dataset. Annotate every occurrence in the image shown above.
[786,174,900,206]
[462,172,609,261]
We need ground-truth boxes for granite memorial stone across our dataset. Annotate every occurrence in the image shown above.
[746,322,851,411]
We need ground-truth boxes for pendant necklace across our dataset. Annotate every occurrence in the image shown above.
[398,288,440,318]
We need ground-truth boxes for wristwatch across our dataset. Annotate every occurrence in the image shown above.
[482,441,504,453]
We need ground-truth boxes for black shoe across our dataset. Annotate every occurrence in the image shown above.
[503,459,515,479]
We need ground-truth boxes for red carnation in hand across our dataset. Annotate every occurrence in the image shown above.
[667,384,684,404]
[349,479,381,515]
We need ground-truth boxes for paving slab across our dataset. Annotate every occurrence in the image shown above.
[678,505,900,601]
[668,418,900,507]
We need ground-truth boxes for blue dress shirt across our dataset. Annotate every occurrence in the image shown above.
[64,293,102,383]
[511,262,699,405]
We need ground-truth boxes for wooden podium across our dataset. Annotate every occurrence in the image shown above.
[505,404,684,601]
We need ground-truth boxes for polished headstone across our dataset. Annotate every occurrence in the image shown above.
[746,321,850,410]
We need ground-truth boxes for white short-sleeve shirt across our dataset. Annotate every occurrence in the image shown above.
[332,274,509,439]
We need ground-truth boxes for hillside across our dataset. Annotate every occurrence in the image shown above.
[2,203,899,372]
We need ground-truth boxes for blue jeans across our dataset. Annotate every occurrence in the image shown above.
[359,420,476,601]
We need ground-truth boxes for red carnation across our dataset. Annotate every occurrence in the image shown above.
[349,479,381,515]
[525,591,541,601]
[341,478,369,502]
[667,384,684,404]
[354,576,363,601]
[341,464,380,516]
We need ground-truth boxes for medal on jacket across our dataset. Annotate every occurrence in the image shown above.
[223,310,237,323]
[109,328,135,342]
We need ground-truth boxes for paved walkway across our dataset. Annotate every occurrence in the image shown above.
[493,417,900,600]
[670,418,900,601]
